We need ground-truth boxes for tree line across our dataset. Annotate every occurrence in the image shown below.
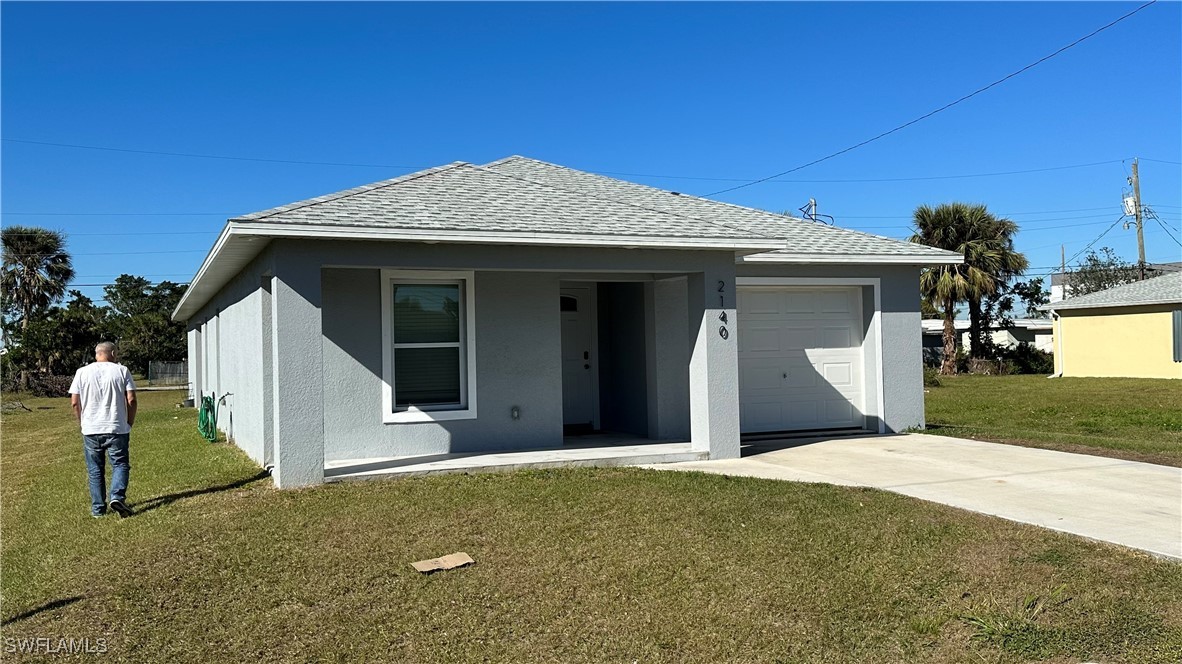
[1,226,188,393]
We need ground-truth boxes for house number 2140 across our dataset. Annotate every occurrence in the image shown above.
[717,281,729,340]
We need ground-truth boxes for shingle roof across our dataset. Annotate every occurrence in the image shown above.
[1051,261,1182,286]
[1043,271,1182,311]
[233,161,778,244]
[483,156,959,261]
[175,156,963,321]
[230,155,960,262]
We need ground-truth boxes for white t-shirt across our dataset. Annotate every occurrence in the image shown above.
[69,362,137,435]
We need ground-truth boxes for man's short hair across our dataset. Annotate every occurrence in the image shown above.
[95,341,117,357]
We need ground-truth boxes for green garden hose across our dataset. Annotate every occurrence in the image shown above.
[198,392,219,439]
[198,394,219,442]
[197,392,234,442]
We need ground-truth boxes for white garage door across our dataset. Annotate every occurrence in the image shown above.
[737,286,866,433]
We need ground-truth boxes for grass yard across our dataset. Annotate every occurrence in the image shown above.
[2,391,1180,663]
[925,375,1182,467]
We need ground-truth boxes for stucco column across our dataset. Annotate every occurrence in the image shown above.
[269,254,325,488]
[687,261,740,459]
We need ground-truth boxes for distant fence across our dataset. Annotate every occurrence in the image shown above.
[148,361,188,386]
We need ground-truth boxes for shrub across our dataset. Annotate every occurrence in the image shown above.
[923,367,942,387]
[999,343,1055,375]
[968,358,1009,375]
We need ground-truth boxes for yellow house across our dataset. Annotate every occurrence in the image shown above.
[1044,271,1182,379]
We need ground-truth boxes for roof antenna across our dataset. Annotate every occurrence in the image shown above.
[798,198,834,225]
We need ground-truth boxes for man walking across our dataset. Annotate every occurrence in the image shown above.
[69,341,137,518]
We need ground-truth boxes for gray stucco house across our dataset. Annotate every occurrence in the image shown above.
[173,156,961,487]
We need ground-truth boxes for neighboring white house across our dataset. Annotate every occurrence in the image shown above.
[920,318,1053,363]
[172,156,961,488]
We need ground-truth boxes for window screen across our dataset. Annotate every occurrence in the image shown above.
[391,282,464,408]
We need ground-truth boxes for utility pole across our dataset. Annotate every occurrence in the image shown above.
[1131,157,1146,279]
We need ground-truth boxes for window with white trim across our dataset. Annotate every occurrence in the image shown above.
[381,270,477,422]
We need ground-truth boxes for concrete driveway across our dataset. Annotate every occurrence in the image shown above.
[648,433,1182,560]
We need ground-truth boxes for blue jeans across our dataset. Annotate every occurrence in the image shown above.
[83,433,130,515]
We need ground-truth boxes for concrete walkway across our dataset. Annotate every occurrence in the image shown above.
[646,434,1182,560]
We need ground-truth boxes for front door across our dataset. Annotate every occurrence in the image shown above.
[560,287,594,428]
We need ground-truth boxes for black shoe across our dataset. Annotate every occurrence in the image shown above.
[109,500,133,518]
[91,512,105,519]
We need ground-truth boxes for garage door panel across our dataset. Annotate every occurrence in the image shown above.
[738,361,783,391]
[819,290,854,314]
[823,399,855,426]
[821,362,853,386]
[783,326,818,350]
[784,400,818,426]
[742,290,781,314]
[742,401,784,431]
[820,325,853,349]
[738,286,866,434]
[739,325,782,352]
[783,291,815,314]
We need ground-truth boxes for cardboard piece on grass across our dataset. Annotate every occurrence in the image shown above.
[411,552,475,573]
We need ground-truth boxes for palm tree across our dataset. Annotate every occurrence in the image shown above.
[909,203,1014,374]
[1,226,75,386]
[964,215,1029,359]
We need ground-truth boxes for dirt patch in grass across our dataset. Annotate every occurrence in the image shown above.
[3,392,1181,663]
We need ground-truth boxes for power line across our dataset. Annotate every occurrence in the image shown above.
[842,213,1122,230]
[6,249,205,257]
[602,160,1127,184]
[1147,210,1182,247]
[0,138,427,170]
[69,282,189,287]
[2,211,233,216]
[1141,158,1182,166]
[5,207,1131,225]
[704,1,1159,196]
[0,142,1141,186]
[3,230,218,237]
[1031,215,1128,280]
[76,273,194,278]
[820,206,1112,219]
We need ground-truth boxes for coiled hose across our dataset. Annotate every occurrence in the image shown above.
[197,394,218,442]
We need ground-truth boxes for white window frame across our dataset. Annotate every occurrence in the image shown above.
[380,269,478,424]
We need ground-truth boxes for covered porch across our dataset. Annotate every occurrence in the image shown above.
[252,239,750,487]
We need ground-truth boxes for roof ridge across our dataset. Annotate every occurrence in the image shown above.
[474,159,785,242]
[484,156,947,254]
[233,161,470,222]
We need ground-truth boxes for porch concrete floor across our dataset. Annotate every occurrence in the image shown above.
[324,441,702,482]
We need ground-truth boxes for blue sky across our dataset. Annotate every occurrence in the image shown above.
[3,2,1180,305]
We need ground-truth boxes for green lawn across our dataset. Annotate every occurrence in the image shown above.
[2,392,1180,663]
[925,375,1182,467]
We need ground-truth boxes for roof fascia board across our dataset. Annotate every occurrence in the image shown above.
[171,223,235,321]
[173,222,786,320]
[737,252,963,265]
